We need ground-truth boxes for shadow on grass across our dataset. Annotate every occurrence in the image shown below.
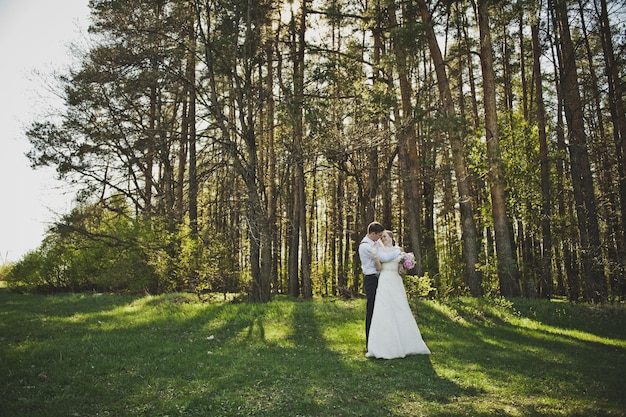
[2,293,624,416]
[418,298,626,416]
[509,297,626,340]
[0,290,136,318]
[179,299,475,417]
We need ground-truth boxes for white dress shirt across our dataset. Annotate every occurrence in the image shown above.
[359,237,378,275]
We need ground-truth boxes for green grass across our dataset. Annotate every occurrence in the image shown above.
[1,291,624,417]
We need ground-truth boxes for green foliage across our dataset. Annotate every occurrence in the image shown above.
[0,261,12,282]
[0,294,624,416]
[18,0,626,302]
[403,273,437,299]
[172,225,245,297]
[434,227,467,298]
[5,198,246,296]
[5,202,154,293]
[5,250,46,292]
[5,213,161,294]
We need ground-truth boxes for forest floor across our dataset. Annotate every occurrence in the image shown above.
[1,290,624,416]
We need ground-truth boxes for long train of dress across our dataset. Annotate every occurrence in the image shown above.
[366,252,430,359]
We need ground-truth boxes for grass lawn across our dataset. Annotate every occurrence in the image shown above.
[1,290,624,416]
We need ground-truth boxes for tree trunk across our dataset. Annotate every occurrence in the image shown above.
[187,8,198,236]
[145,82,156,214]
[337,174,349,297]
[577,0,622,302]
[417,0,482,296]
[555,0,606,302]
[264,34,279,294]
[597,0,626,299]
[531,19,553,298]
[387,0,423,275]
[176,86,188,225]
[288,176,300,296]
[459,4,480,130]
[295,0,311,298]
[477,0,520,297]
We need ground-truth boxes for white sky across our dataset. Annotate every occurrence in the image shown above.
[0,0,90,263]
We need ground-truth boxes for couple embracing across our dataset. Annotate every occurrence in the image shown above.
[359,221,431,359]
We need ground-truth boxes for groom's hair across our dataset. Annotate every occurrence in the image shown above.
[367,221,384,234]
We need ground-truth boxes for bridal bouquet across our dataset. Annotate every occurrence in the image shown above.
[400,252,416,269]
[398,252,416,275]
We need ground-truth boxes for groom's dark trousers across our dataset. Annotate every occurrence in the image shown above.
[364,273,379,346]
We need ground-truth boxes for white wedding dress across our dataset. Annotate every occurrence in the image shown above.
[366,250,431,359]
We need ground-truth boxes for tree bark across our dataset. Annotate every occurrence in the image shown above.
[555,0,606,302]
[188,42,198,236]
[386,0,423,276]
[295,0,312,298]
[531,18,553,298]
[417,0,482,296]
[596,0,626,299]
[478,0,520,297]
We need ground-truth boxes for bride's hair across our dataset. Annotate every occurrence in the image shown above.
[384,230,397,246]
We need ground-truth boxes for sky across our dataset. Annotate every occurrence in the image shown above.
[0,0,90,263]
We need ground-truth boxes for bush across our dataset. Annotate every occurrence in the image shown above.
[4,200,245,295]
[5,250,48,292]
[0,261,13,282]
[404,273,437,299]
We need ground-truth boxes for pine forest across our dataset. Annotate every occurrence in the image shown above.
[10,0,626,303]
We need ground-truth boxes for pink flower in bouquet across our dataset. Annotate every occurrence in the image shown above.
[401,252,416,269]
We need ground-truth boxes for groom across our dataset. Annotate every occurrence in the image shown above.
[359,221,385,347]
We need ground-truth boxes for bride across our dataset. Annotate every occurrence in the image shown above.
[366,230,431,359]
